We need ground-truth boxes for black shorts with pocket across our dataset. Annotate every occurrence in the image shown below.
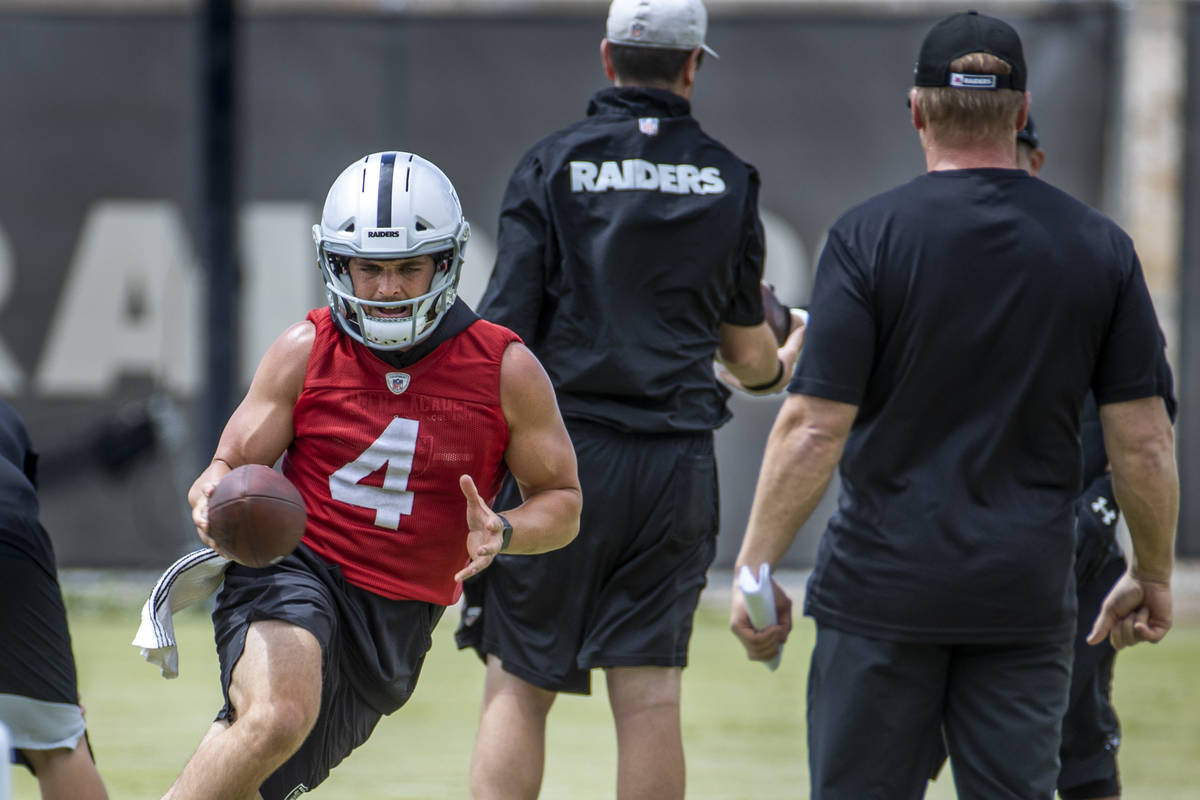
[212,543,443,800]
[456,421,719,694]
[811,624,1073,800]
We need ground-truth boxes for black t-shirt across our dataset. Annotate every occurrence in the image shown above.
[794,168,1167,643]
[478,87,765,433]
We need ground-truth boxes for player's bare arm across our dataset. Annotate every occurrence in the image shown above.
[1088,395,1178,649]
[455,341,581,581]
[717,308,806,394]
[495,341,582,551]
[730,393,855,660]
[187,321,314,546]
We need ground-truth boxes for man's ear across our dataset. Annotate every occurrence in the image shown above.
[1029,148,1046,176]
[601,39,617,83]
[1016,90,1031,132]
[683,47,702,86]
[909,89,924,131]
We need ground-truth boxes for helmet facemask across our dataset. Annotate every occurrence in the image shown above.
[313,152,472,350]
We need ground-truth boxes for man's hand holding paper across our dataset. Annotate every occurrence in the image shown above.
[731,563,793,669]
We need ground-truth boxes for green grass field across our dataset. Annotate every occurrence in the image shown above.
[10,579,1199,799]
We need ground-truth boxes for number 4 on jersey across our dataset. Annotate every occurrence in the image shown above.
[328,416,419,529]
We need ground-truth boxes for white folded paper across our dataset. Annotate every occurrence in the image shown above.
[737,562,782,671]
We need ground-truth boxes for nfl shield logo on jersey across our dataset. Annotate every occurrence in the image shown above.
[638,117,659,136]
[385,371,411,395]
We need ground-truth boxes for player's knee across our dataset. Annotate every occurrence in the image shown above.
[238,696,319,756]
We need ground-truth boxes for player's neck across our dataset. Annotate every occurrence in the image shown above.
[922,137,1018,172]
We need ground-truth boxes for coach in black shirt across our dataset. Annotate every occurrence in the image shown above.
[730,11,1178,799]
[456,1,804,798]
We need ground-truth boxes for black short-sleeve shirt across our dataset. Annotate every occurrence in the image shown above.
[478,87,765,433]
[793,169,1167,643]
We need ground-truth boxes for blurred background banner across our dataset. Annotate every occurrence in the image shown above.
[0,0,1189,567]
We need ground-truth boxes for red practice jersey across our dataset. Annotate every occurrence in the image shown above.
[283,308,518,605]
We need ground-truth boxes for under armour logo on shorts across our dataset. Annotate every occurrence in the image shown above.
[1091,496,1117,526]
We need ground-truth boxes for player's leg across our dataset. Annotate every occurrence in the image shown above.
[469,655,557,800]
[806,625,948,799]
[458,450,597,799]
[605,665,684,800]
[162,619,322,800]
[0,533,108,800]
[1058,556,1124,800]
[943,638,1073,800]
[20,736,107,800]
[579,431,716,799]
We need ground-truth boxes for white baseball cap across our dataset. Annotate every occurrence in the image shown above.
[605,0,719,59]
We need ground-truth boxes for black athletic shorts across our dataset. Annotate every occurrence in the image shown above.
[456,422,719,694]
[927,555,1126,799]
[1058,555,1124,800]
[810,624,1072,800]
[0,525,87,760]
[212,543,443,800]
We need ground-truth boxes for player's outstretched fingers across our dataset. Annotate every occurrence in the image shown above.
[457,473,504,569]
[459,473,482,506]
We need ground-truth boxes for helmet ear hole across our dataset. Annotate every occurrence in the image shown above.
[434,249,453,273]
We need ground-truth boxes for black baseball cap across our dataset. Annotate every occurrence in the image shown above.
[1017,115,1039,148]
[914,11,1026,91]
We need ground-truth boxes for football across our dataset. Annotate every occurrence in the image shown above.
[760,281,792,345]
[207,464,307,568]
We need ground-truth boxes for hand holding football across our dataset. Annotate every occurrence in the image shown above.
[207,464,307,567]
[760,282,793,346]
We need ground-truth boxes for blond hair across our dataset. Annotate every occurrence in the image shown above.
[913,53,1024,146]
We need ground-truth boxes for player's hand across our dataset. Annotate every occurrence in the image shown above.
[188,459,233,555]
[784,307,808,348]
[717,309,807,394]
[1087,570,1173,650]
[191,481,214,534]
[730,579,793,662]
[455,474,506,582]
[190,480,236,559]
[776,308,807,372]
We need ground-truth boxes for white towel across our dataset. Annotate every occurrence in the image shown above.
[132,548,231,679]
[737,563,783,671]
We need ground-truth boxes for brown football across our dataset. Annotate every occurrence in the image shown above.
[760,281,792,346]
[207,464,307,568]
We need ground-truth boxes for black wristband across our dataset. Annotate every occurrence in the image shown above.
[497,514,513,552]
[744,359,785,392]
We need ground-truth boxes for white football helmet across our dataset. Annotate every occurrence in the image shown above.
[313,152,471,350]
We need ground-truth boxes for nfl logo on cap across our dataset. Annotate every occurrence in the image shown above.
[630,21,645,39]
